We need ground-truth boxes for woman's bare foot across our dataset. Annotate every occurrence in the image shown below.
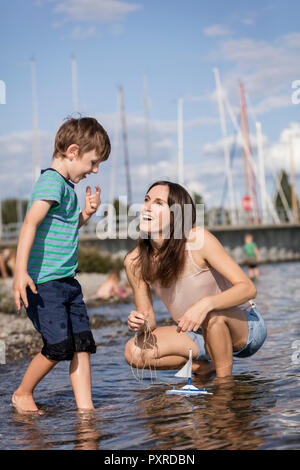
[11,391,44,415]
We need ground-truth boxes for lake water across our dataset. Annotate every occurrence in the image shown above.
[0,262,300,450]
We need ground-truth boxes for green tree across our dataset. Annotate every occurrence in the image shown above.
[192,192,204,206]
[274,170,299,221]
[1,199,28,225]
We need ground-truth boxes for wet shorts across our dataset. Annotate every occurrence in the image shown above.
[185,305,267,361]
[25,276,97,361]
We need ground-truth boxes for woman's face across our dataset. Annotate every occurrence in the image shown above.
[139,185,171,237]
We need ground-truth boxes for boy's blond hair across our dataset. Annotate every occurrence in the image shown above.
[53,116,111,161]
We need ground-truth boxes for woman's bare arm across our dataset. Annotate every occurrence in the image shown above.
[177,227,257,332]
[124,248,156,331]
[192,227,257,311]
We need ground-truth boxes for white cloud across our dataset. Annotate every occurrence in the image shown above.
[71,25,97,39]
[201,122,300,184]
[52,0,142,23]
[0,130,54,199]
[281,33,300,49]
[0,108,218,202]
[210,34,300,115]
[203,24,232,37]
[266,122,300,174]
[250,95,291,116]
[241,18,254,25]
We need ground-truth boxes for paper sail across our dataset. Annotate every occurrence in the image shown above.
[166,348,213,396]
[174,348,193,378]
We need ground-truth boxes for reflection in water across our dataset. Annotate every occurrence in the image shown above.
[74,412,102,450]
[1,262,300,450]
[132,374,276,450]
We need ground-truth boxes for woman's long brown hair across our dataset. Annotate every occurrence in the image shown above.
[134,181,196,287]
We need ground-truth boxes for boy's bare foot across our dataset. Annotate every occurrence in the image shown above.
[11,391,44,415]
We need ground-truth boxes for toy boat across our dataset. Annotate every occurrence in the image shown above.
[165,348,212,396]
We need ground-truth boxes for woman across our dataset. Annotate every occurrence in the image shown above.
[124,181,267,378]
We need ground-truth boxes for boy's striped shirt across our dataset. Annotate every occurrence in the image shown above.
[27,168,80,284]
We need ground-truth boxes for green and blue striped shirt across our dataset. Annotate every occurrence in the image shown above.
[27,168,80,284]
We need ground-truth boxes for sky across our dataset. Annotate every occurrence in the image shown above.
[0,0,300,216]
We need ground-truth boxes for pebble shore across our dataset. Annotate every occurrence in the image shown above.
[0,272,133,362]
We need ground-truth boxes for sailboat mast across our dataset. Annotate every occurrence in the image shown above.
[240,82,259,224]
[213,68,237,225]
[143,74,152,185]
[71,55,78,114]
[119,86,132,207]
[31,58,40,183]
[109,89,121,206]
[256,122,268,224]
[289,134,299,223]
[177,97,184,186]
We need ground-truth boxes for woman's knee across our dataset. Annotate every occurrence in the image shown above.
[202,311,227,334]
[124,338,136,365]
[124,336,156,367]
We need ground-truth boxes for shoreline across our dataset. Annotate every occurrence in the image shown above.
[0,271,134,363]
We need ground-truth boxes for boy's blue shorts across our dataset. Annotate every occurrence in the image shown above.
[25,276,97,361]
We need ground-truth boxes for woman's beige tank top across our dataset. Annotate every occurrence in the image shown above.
[150,242,252,322]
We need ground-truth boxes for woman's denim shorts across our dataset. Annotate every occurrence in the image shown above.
[185,304,267,361]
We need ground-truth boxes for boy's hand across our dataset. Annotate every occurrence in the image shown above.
[84,185,101,216]
[13,272,37,311]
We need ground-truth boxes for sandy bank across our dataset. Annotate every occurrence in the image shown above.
[0,271,134,362]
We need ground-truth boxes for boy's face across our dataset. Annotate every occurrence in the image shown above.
[70,149,102,184]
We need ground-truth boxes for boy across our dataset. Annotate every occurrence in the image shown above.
[12,117,111,413]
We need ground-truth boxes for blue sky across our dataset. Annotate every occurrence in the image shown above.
[0,0,300,214]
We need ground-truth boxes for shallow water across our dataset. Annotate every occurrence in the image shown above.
[0,262,300,450]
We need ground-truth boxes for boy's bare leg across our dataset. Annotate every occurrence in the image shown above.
[248,267,254,279]
[12,353,58,412]
[69,352,94,411]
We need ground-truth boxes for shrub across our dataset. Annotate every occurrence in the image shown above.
[77,247,123,273]
[0,280,16,314]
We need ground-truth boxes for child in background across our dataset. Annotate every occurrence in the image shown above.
[243,234,260,281]
[12,117,111,413]
[96,270,132,300]
[0,250,8,278]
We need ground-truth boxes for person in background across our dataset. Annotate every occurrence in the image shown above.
[96,270,132,300]
[243,234,260,281]
[0,250,8,278]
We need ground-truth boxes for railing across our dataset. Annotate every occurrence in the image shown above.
[0,208,299,241]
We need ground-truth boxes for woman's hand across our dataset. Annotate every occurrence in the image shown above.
[128,310,150,332]
[177,297,213,333]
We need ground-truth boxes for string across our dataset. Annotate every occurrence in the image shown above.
[130,319,171,388]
